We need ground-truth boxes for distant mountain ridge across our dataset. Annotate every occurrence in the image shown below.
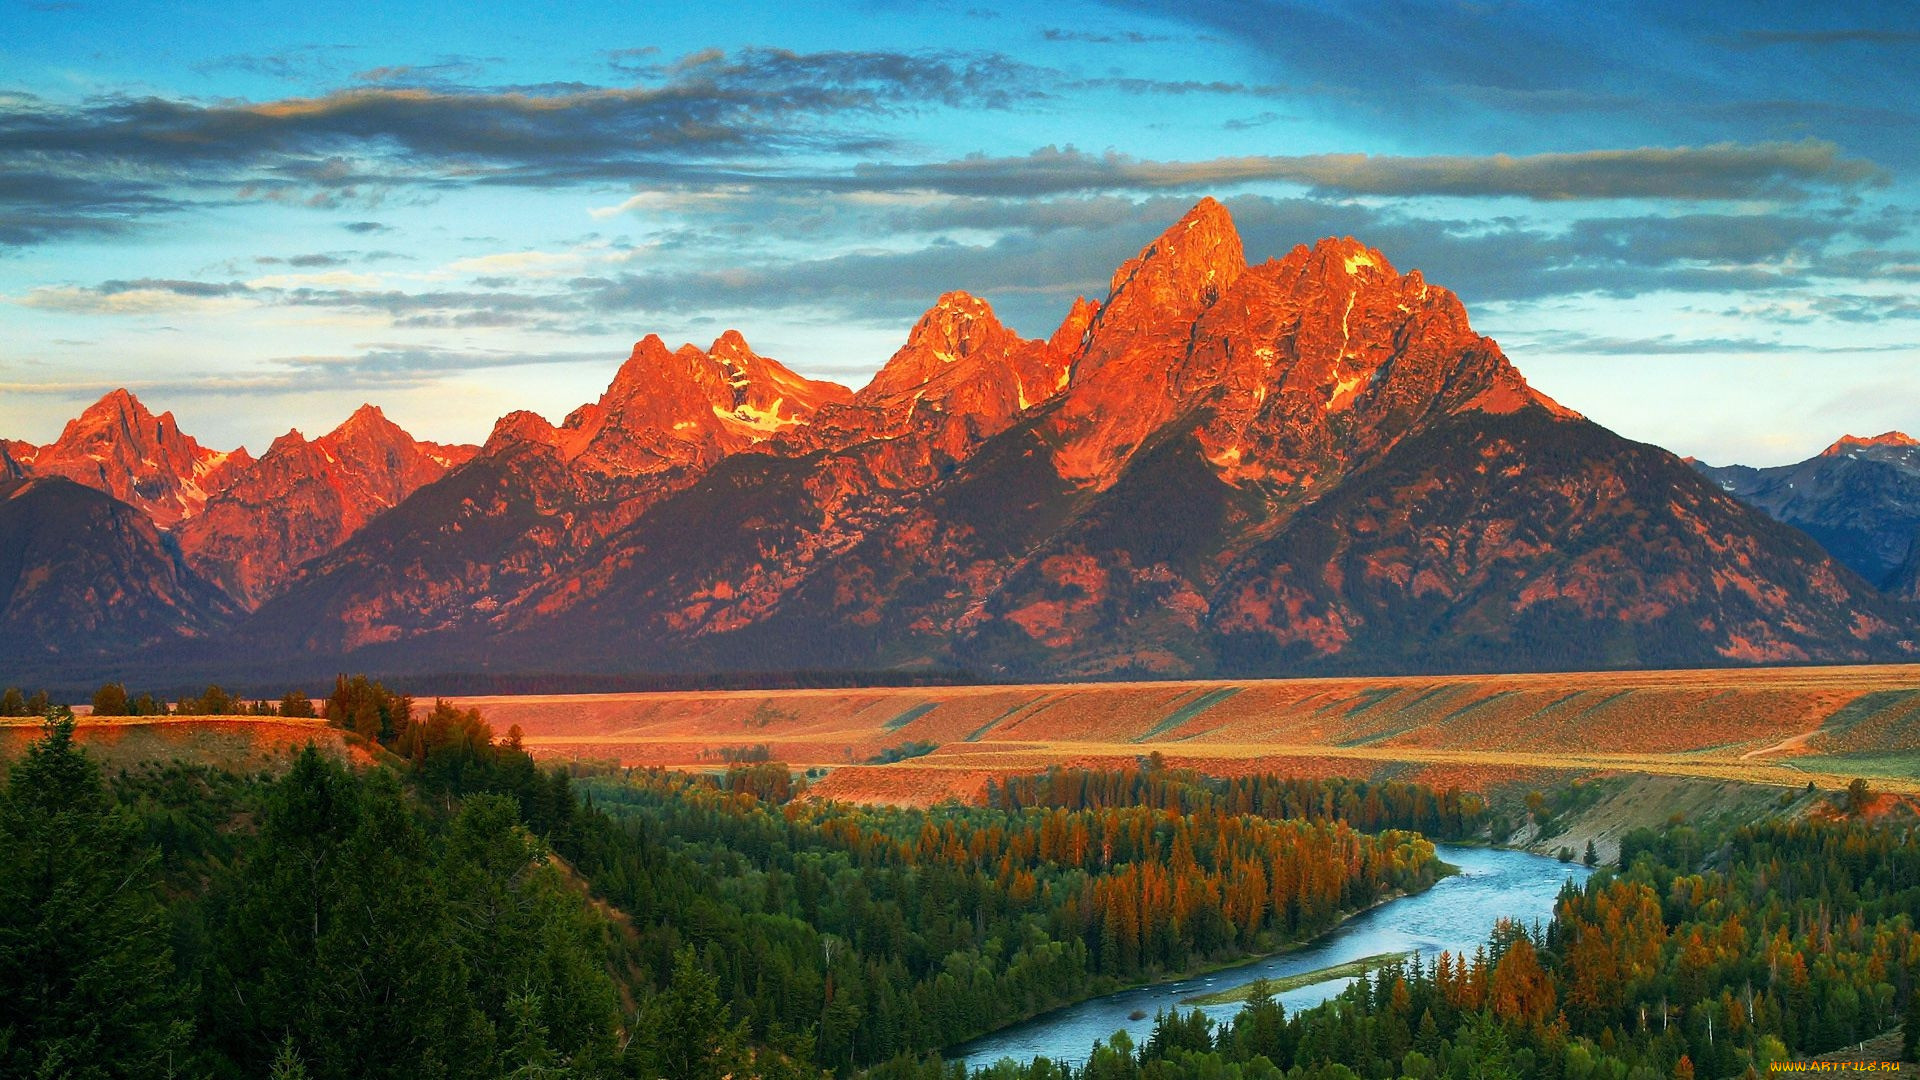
[5,198,1915,682]
[175,405,478,608]
[1693,432,1920,590]
[25,389,254,529]
[0,477,236,658]
[6,394,478,614]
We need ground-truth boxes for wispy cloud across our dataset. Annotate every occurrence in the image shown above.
[0,47,1053,246]
[1731,29,1920,47]
[0,344,610,398]
[1510,329,1912,355]
[817,142,1885,201]
[16,191,1908,332]
[351,55,503,87]
[1040,28,1174,44]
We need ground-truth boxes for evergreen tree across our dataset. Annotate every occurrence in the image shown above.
[0,710,190,1078]
[640,948,742,1080]
[1905,973,1920,1062]
[90,681,129,716]
[268,1036,311,1080]
[203,748,477,1079]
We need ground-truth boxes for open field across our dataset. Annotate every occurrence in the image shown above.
[0,715,366,772]
[15,665,1920,802]
[441,664,1920,805]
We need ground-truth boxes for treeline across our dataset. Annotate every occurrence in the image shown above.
[566,767,1443,1072]
[87,680,314,716]
[881,814,1920,1079]
[0,686,51,716]
[383,668,987,697]
[986,763,1488,841]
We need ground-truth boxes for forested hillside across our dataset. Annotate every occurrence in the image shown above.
[875,813,1920,1080]
[0,702,1445,1079]
[6,689,1916,1079]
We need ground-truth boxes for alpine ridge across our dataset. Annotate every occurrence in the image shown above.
[24,389,253,528]
[175,404,479,608]
[0,477,235,657]
[237,331,847,654]
[1695,432,1920,590]
[4,197,1915,680]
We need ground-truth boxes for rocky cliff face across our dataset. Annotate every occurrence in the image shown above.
[243,333,847,653]
[515,331,852,478]
[24,390,253,528]
[176,405,478,608]
[1889,529,1920,603]
[1694,432,1920,589]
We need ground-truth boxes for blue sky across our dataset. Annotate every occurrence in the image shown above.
[2,0,1917,465]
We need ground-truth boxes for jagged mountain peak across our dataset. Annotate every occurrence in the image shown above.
[767,290,1066,474]
[28,387,252,528]
[907,290,1000,350]
[67,387,175,442]
[1088,197,1246,345]
[1048,296,1100,357]
[1047,200,1252,485]
[484,410,562,455]
[554,331,851,477]
[1696,428,1920,590]
[1121,196,1245,284]
[329,401,393,435]
[1292,235,1397,281]
[177,402,477,609]
[1823,431,1919,457]
[859,291,1022,404]
[1047,207,1571,489]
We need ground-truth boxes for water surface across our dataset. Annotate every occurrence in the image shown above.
[950,844,1589,1070]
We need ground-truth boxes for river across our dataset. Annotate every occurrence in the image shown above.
[949,844,1591,1070]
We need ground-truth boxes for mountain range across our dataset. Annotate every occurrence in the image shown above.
[4,198,1916,686]
[1693,434,1920,602]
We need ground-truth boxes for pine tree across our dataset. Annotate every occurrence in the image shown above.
[204,748,476,1079]
[90,681,129,716]
[641,948,741,1080]
[1904,972,1920,1062]
[269,1036,311,1080]
[0,710,190,1078]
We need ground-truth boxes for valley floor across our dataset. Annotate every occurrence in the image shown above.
[441,663,1920,803]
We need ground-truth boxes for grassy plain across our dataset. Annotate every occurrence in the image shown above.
[441,664,1920,804]
[15,665,1920,804]
[0,714,366,771]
